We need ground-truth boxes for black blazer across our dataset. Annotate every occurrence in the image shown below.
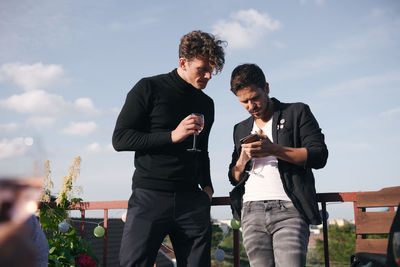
[228,98,328,225]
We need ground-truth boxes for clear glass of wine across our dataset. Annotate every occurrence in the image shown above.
[246,159,264,176]
[246,129,264,176]
[187,113,204,152]
[393,231,400,266]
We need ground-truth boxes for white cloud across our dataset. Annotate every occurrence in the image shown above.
[0,62,101,117]
[27,116,56,127]
[371,8,386,17]
[300,0,325,5]
[273,41,287,49]
[321,71,400,96]
[379,107,400,118]
[1,62,64,91]
[0,89,101,116]
[333,20,400,53]
[74,98,101,115]
[271,19,400,81]
[212,9,281,49]
[271,54,343,81]
[0,90,66,114]
[61,121,97,136]
[0,123,19,132]
[111,107,121,115]
[0,137,29,159]
[331,141,373,152]
[83,142,114,153]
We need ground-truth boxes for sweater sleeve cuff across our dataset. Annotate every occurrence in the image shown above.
[152,131,173,146]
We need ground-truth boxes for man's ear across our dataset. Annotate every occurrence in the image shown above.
[179,58,186,70]
[265,82,270,95]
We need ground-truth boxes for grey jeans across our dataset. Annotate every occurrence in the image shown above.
[241,200,310,267]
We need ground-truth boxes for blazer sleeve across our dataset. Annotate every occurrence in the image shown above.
[299,104,328,169]
[228,124,251,186]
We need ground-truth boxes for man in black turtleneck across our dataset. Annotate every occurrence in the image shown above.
[113,30,226,267]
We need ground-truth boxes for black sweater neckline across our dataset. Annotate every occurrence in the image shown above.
[169,68,199,94]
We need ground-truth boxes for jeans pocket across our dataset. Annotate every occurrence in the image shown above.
[241,202,251,221]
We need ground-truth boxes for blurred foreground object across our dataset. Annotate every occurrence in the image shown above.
[0,177,44,266]
[0,221,35,266]
[0,177,43,223]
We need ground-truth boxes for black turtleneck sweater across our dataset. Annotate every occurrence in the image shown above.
[112,69,214,192]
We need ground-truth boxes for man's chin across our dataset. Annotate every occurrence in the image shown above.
[196,83,207,89]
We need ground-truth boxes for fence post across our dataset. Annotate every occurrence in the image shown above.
[233,229,240,267]
[80,209,85,238]
[103,209,108,267]
[321,201,330,267]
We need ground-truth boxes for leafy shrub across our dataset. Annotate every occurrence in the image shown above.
[39,157,98,267]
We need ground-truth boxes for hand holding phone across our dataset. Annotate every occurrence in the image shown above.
[240,133,261,144]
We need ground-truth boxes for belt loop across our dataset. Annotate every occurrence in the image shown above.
[279,200,285,210]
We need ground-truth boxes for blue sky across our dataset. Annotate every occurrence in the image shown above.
[1,0,399,221]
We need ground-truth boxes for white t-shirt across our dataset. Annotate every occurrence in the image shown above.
[242,120,291,203]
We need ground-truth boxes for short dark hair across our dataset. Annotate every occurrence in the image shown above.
[179,30,226,75]
[230,64,266,94]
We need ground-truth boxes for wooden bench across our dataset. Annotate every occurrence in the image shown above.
[355,186,400,255]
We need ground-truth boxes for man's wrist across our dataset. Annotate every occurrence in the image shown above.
[232,163,246,182]
[202,186,213,201]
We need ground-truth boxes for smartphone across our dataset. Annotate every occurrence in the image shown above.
[240,133,260,144]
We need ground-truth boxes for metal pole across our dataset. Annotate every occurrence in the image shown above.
[80,209,85,238]
[321,202,330,267]
[233,229,240,267]
[103,209,108,267]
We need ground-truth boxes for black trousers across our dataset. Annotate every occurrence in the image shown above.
[119,188,211,267]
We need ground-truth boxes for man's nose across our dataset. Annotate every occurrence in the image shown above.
[248,101,255,111]
[204,71,212,79]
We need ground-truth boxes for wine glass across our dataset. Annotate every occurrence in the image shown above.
[393,231,400,266]
[187,113,204,152]
[246,159,264,176]
[246,129,264,176]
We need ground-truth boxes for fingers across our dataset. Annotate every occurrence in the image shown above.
[180,115,202,133]
[241,139,272,158]
[185,115,204,134]
[189,114,204,129]
[258,134,268,140]
[171,114,204,143]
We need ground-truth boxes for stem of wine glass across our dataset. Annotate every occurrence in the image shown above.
[192,134,197,149]
[246,160,256,174]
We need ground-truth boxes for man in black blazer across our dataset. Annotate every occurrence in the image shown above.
[228,64,328,267]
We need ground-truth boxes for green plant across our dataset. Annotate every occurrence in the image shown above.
[211,222,249,267]
[315,223,356,266]
[39,157,98,267]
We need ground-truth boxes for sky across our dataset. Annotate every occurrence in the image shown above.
[1,0,399,221]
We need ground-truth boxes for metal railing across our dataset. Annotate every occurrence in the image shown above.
[65,192,358,267]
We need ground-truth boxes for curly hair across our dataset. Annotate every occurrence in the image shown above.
[230,64,266,95]
[179,30,226,75]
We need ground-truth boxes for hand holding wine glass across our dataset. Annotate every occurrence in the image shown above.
[187,113,204,152]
